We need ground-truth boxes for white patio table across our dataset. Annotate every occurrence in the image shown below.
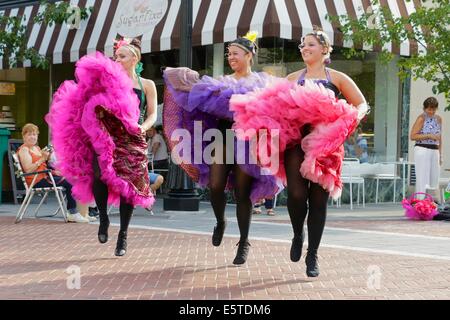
[380,160,415,200]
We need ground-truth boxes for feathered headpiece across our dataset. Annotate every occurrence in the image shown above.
[229,31,259,55]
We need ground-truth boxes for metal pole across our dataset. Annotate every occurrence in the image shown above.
[48,63,53,144]
[179,0,192,68]
[163,0,199,211]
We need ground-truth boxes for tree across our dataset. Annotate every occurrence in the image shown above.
[327,0,450,110]
[0,0,92,69]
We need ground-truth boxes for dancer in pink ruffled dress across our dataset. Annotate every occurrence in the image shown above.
[231,27,370,276]
[285,29,368,277]
[47,38,157,257]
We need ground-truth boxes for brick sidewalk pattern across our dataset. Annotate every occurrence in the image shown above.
[1,217,449,300]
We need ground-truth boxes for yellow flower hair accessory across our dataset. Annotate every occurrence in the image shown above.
[229,31,259,55]
[243,31,258,44]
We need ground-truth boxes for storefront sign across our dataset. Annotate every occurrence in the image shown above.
[0,83,15,95]
[115,0,168,38]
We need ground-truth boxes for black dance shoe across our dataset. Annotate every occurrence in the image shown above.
[115,231,128,257]
[97,215,110,244]
[233,240,251,265]
[290,231,304,262]
[305,250,320,277]
[212,220,227,247]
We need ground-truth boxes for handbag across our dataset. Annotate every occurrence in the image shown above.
[401,192,438,221]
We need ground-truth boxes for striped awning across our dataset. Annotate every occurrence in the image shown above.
[0,0,421,69]
[192,0,422,56]
[0,0,183,69]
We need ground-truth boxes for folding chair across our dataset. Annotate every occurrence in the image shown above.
[148,154,169,194]
[8,139,26,204]
[12,151,68,224]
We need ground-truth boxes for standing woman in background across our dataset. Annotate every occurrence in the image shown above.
[410,97,442,198]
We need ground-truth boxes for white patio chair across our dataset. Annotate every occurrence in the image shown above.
[12,151,68,224]
[373,163,401,203]
[340,158,365,210]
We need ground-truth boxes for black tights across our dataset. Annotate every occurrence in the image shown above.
[284,145,329,251]
[92,156,133,233]
[209,144,253,242]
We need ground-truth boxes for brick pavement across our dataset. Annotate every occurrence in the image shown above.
[0,216,449,300]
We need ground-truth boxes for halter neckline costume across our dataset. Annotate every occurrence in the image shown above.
[297,68,340,96]
[230,68,359,199]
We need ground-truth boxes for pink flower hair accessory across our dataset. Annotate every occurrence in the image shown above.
[113,39,130,51]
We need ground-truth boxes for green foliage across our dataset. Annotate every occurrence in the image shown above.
[327,0,450,110]
[0,0,92,69]
[34,0,92,26]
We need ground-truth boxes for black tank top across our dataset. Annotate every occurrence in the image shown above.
[133,88,147,125]
[297,68,340,97]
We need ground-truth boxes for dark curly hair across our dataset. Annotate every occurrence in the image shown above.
[423,97,438,109]
[229,37,257,55]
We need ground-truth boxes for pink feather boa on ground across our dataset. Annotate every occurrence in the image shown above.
[230,78,359,199]
[45,52,154,208]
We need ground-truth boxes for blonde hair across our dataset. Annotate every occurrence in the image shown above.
[114,38,142,61]
[22,123,39,137]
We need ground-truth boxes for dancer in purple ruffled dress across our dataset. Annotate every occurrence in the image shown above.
[163,32,282,265]
[46,38,157,257]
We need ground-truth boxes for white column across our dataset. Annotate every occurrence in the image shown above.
[374,56,400,161]
[213,43,224,77]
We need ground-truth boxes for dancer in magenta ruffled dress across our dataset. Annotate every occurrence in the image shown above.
[163,32,282,265]
[231,27,370,276]
[46,38,157,257]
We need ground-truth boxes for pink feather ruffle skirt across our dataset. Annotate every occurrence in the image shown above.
[230,78,359,199]
[46,52,154,208]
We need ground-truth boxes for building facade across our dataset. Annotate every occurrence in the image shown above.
[1,0,448,181]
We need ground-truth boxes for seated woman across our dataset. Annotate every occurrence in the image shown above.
[145,172,164,215]
[17,123,89,223]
